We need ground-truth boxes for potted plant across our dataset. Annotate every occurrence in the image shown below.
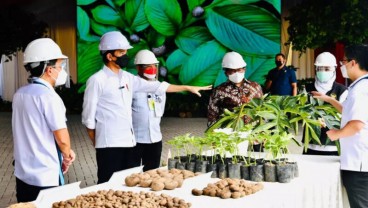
[166,135,186,170]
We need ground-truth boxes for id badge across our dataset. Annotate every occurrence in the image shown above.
[148,99,155,111]
[154,101,163,117]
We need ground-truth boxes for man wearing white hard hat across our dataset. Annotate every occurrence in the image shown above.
[302,52,348,155]
[129,49,165,171]
[208,51,263,126]
[82,31,211,183]
[12,38,76,202]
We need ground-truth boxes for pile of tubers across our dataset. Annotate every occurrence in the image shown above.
[52,189,191,208]
[192,178,263,199]
[125,168,198,191]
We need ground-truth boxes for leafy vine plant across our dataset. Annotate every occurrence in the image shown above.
[207,93,342,156]
[76,0,281,92]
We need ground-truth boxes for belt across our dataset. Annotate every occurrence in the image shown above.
[308,144,337,152]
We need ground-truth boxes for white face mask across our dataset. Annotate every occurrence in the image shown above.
[52,69,68,86]
[340,65,349,78]
[144,73,156,80]
[228,72,244,83]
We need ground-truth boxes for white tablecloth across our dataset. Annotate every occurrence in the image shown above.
[34,154,350,208]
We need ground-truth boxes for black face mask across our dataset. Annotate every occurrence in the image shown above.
[114,54,129,68]
[275,60,283,67]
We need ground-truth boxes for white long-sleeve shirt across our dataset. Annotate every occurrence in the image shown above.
[82,65,169,148]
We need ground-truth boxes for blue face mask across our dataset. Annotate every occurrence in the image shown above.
[316,71,334,82]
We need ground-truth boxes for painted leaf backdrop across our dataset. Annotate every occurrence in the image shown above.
[125,0,149,32]
[179,40,227,86]
[206,4,280,56]
[175,26,213,55]
[77,0,281,91]
[91,5,124,27]
[144,0,182,36]
[166,49,189,75]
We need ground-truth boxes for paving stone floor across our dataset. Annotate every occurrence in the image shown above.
[0,112,303,207]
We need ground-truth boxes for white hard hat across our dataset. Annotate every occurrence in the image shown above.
[99,31,133,51]
[134,49,159,65]
[222,52,247,69]
[23,38,68,64]
[314,52,337,67]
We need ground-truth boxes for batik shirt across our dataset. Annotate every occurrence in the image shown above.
[207,79,263,126]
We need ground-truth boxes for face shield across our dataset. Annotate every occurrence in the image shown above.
[61,59,71,88]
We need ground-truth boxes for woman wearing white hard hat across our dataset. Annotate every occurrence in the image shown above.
[302,52,348,155]
[82,31,211,183]
[12,38,76,202]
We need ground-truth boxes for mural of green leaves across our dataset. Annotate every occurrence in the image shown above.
[77,0,280,92]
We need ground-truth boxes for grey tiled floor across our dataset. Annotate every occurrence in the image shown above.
[0,112,303,207]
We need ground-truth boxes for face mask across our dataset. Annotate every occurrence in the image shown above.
[316,71,334,83]
[340,65,349,78]
[275,60,283,67]
[143,66,157,80]
[52,69,68,86]
[144,73,156,80]
[114,54,129,68]
[228,72,244,83]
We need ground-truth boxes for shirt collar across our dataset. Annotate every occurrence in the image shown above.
[33,77,53,90]
[349,74,368,89]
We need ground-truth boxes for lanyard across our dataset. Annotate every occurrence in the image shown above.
[349,75,368,89]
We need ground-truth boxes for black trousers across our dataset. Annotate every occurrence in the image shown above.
[16,178,55,203]
[303,148,338,156]
[341,170,368,208]
[96,147,134,184]
[129,141,162,172]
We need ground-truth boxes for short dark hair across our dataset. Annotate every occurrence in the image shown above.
[24,59,57,78]
[345,44,368,71]
[275,53,285,59]
[101,50,116,64]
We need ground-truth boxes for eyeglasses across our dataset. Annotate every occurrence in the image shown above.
[339,58,352,66]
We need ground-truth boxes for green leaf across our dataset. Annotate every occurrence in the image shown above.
[253,122,276,133]
[106,0,126,8]
[77,0,97,6]
[91,5,124,27]
[264,0,281,14]
[175,26,213,55]
[187,0,206,12]
[179,40,227,86]
[256,111,277,120]
[144,0,182,36]
[125,0,149,32]
[90,19,119,36]
[77,41,103,89]
[210,0,258,7]
[77,6,100,42]
[166,49,189,75]
[146,29,166,48]
[245,56,274,84]
[206,4,280,56]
